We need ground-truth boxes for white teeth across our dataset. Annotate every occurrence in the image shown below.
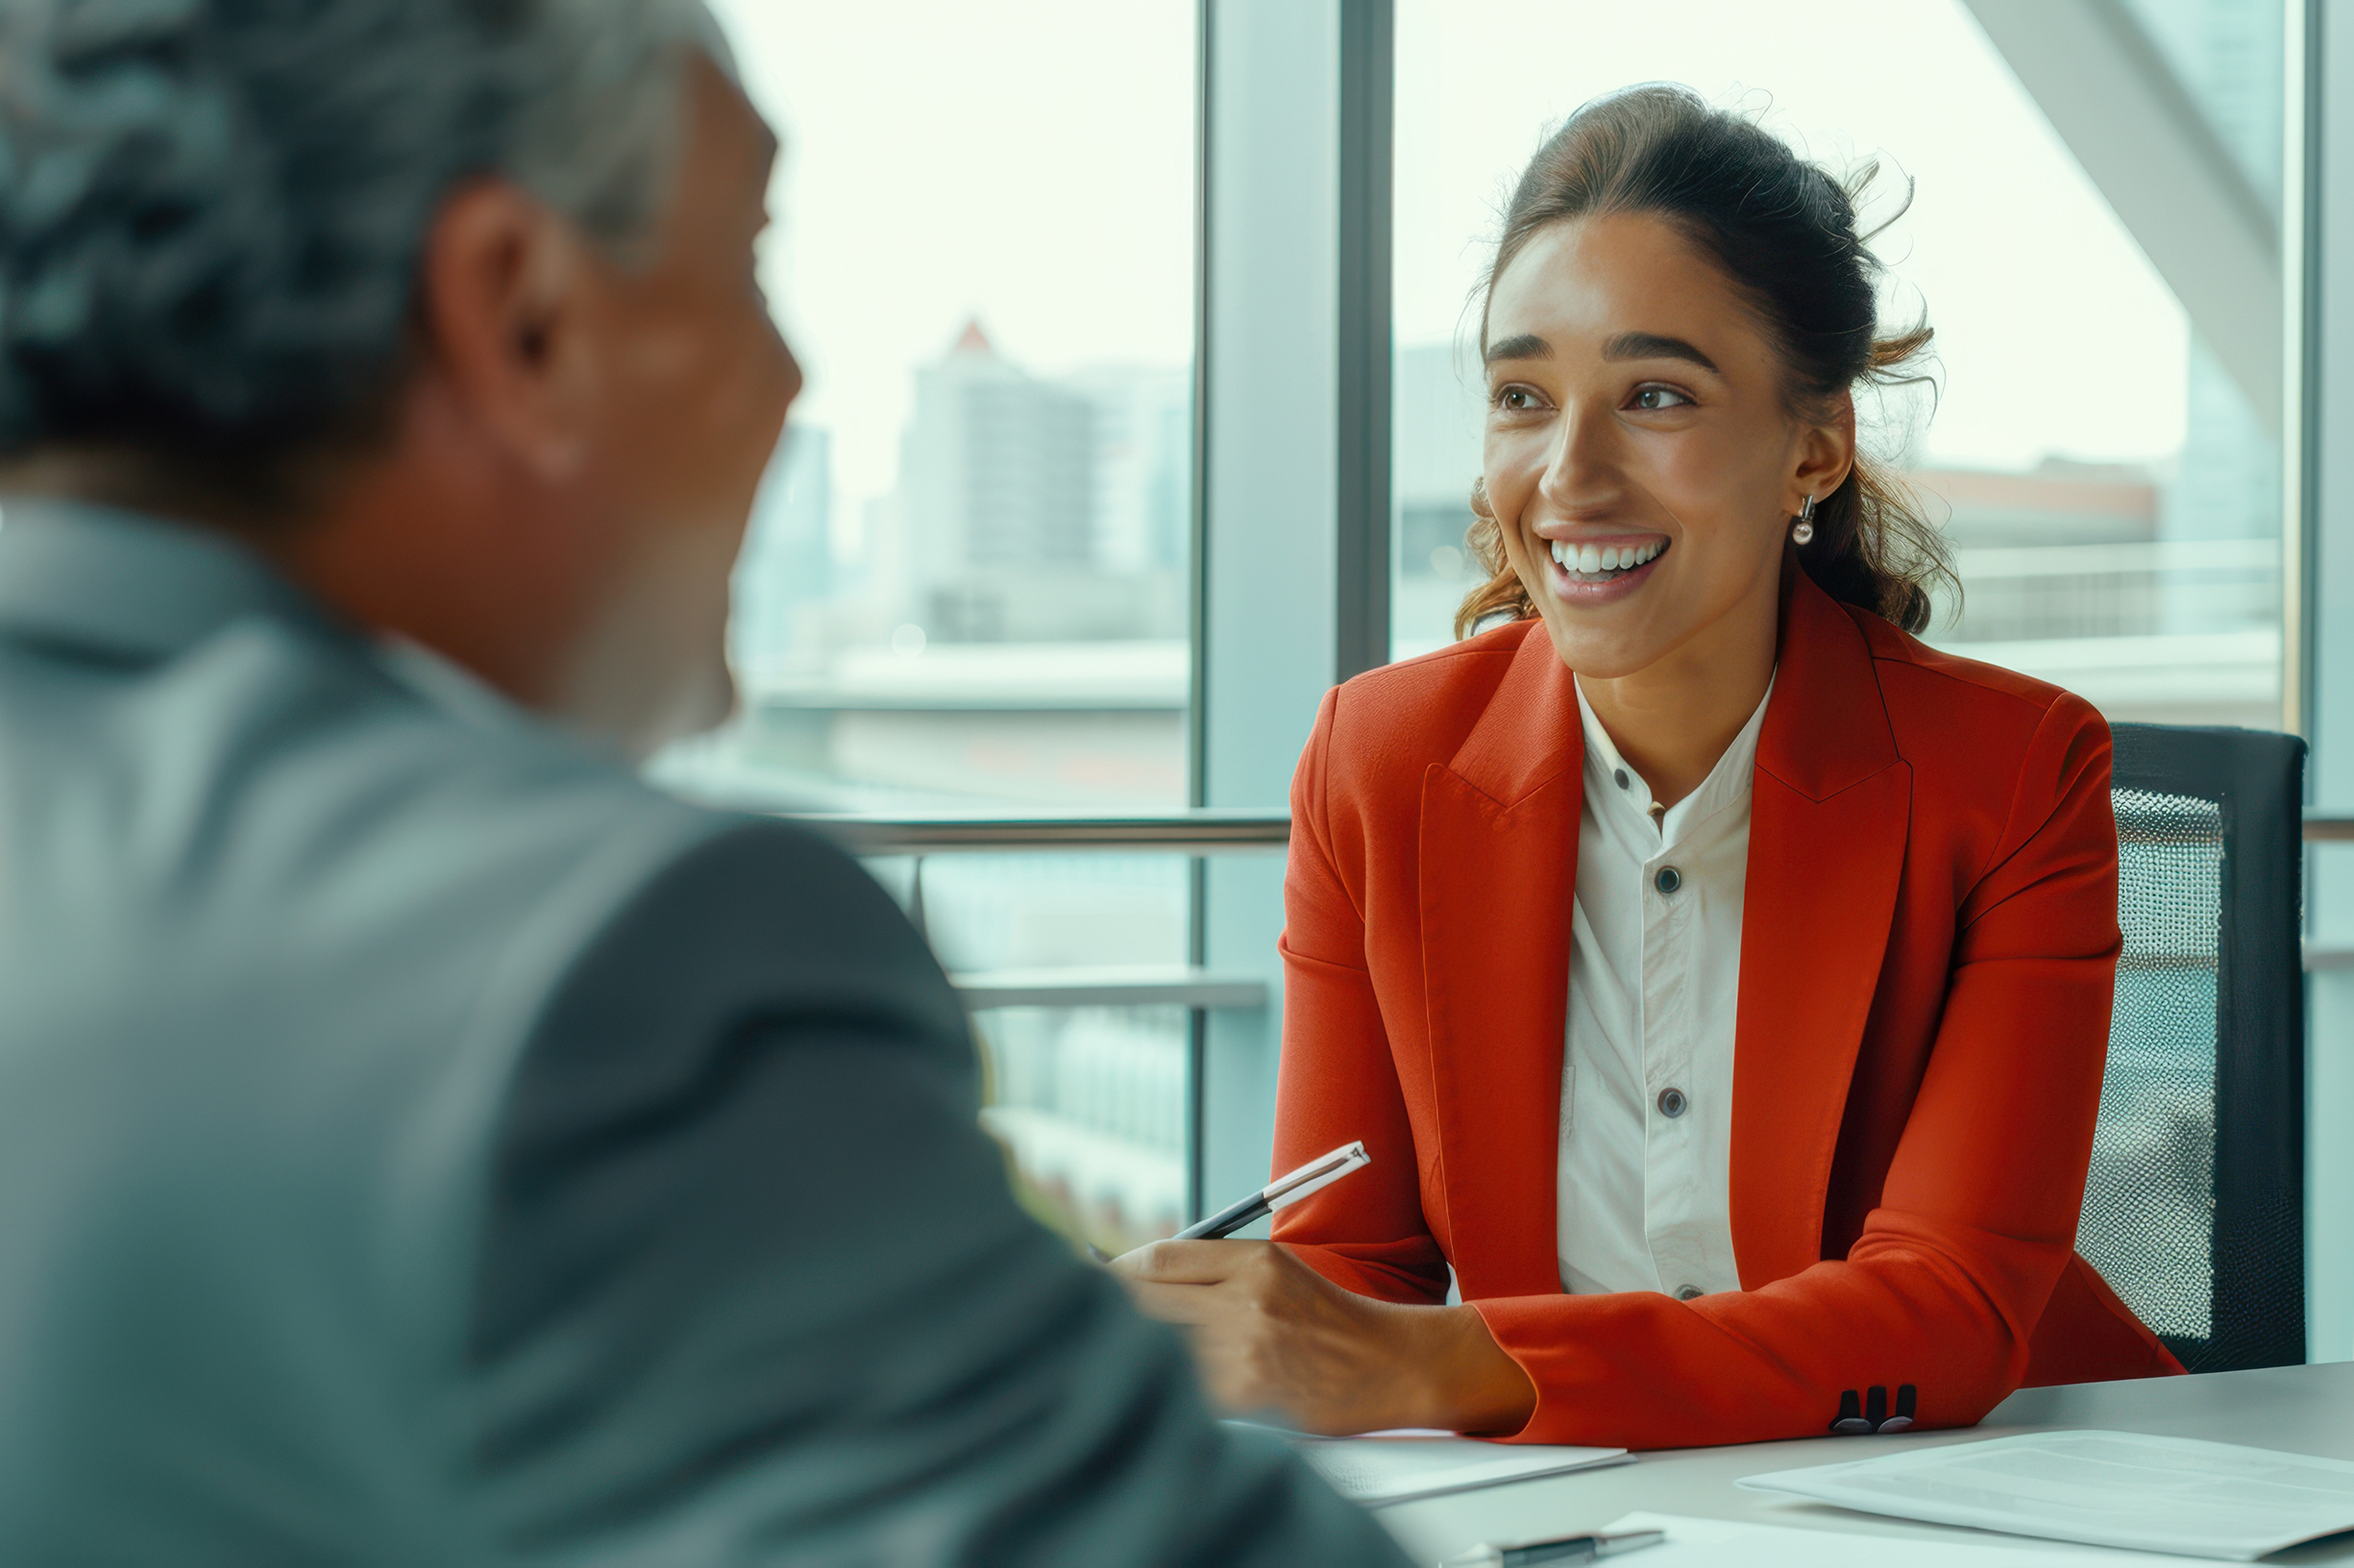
[1549,539,1664,575]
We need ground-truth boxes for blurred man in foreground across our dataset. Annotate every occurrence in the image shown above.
[0,3,1408,1561]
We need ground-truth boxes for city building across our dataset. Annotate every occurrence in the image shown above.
[1392,339,1486,660]
[1920,462,2279,727]
[726,423,833,680]
[891,322,1184,645]
[1069,362,1191,576]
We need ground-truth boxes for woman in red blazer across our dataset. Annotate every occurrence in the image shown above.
[1116,86,2179,1449]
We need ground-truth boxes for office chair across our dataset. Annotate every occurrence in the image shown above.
[2077,723,2305,1374]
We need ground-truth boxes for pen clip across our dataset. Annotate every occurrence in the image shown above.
[1263,1139,1370,1212]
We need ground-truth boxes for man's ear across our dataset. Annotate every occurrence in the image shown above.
[1790,390,1857,510]
[413,180,602,483]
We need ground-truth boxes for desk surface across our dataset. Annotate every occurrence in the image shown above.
[1377,1362,2354,1565]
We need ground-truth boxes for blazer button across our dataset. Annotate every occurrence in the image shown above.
[1655,866,1681,894]
[1657,1086,1688,1118]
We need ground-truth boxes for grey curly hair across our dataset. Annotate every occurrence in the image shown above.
[0,0,733,516]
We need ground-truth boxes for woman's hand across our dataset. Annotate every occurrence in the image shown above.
[1110,1239,1535,1436]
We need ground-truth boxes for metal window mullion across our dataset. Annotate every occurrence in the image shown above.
[1334,0,1394,682]
[1189,0,1215,818]
[1187,1003,1208,1222]
[1188,0,1214,1221]
[1193,0,1351,1218]
[2293,0,2322,740]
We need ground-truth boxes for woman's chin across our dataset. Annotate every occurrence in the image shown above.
[1534,620,1657,682]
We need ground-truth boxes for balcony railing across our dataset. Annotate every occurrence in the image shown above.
[776,806,2354,1233]
[785,807,1290,857]
[768,809,1292,1237]
[773,808,2354,981]
[771,809,1289,1013]
[796,804,2354,848]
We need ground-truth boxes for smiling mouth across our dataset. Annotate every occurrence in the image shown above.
[1547,537,1667,583]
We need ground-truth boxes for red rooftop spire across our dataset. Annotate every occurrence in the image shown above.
[953,318,993,355]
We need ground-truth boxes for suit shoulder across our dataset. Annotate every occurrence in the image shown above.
[1847,609,2110,830]
[1319,620,1533,776]
[541,815,961,1047]
[136,618,749,1011]
[1851,607,2104,743]
[501,814,969,1158]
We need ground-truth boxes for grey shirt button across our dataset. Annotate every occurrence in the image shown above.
[1675,1285,1704,1302]
[1613,767,1630,791]
[1655,865,1681,894]
[1656,1086,1688,1118]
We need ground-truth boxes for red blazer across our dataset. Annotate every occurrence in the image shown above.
[1269,572,2181,1450]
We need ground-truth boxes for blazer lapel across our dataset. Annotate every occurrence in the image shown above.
[1420,629,1582,1299]
[1730,576,1911,1285]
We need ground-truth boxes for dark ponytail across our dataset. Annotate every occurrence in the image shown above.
[1457,85,1952,638]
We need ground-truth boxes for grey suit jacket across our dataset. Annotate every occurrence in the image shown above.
[0,503,1406,1566]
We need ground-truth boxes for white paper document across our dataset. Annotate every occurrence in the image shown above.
[1289,1431,1630,1506]
[1591,1511,2211,1566]
[1737,1430,2354,1560]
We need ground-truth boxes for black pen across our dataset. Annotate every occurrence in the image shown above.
[1087,1140,1371,1262]
[1441,1527,1666,1567]
[1175,1139,1371,1240]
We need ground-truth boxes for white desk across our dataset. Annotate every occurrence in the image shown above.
[1376,1362,2354,1564]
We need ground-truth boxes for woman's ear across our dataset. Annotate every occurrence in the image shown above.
[1789,390,1857,510]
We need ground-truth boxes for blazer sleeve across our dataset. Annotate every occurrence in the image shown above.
[1269,689,1453,1306]
[1473,695,2126,1448]
[468,821,1409,1567]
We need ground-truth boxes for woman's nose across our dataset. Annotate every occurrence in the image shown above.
[1535,399,1617,511]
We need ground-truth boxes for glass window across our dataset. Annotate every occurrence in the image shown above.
[1389,0,2285,732]
[881,848,1196,1251]
[672,0,1196,813]
[680,1,1200,1249]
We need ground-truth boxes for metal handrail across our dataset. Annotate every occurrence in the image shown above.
[951,965,1269,1011]
[785,806,2354,848]
[781,808,1291,855]
[778,807,2354,973]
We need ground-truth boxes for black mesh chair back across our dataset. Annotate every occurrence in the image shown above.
[2077,723,2304,1373]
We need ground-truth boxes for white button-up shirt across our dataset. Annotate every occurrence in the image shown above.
[1557,674,1772,1301]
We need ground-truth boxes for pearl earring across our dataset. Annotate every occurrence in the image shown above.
[1792,494,1817,546]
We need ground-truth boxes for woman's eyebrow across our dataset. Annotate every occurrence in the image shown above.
[1603,331,1720,373]
[1484,332,1549,364]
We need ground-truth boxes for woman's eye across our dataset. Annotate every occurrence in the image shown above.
[1495,386,1543,411]
[1630,385,1693,411]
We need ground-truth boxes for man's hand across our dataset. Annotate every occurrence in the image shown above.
[1110,1239,1535,1436]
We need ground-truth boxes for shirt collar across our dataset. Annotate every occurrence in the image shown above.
[0,496,532,737]
[0,497,336,660]
[1577,673,1777,846]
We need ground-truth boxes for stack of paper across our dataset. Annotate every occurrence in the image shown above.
[1585,1512,2211,1565]
[1288,1430,1629,1506]
[1737,1430,2354,1560]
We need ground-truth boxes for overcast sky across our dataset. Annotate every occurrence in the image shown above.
[708,0,2192,523]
